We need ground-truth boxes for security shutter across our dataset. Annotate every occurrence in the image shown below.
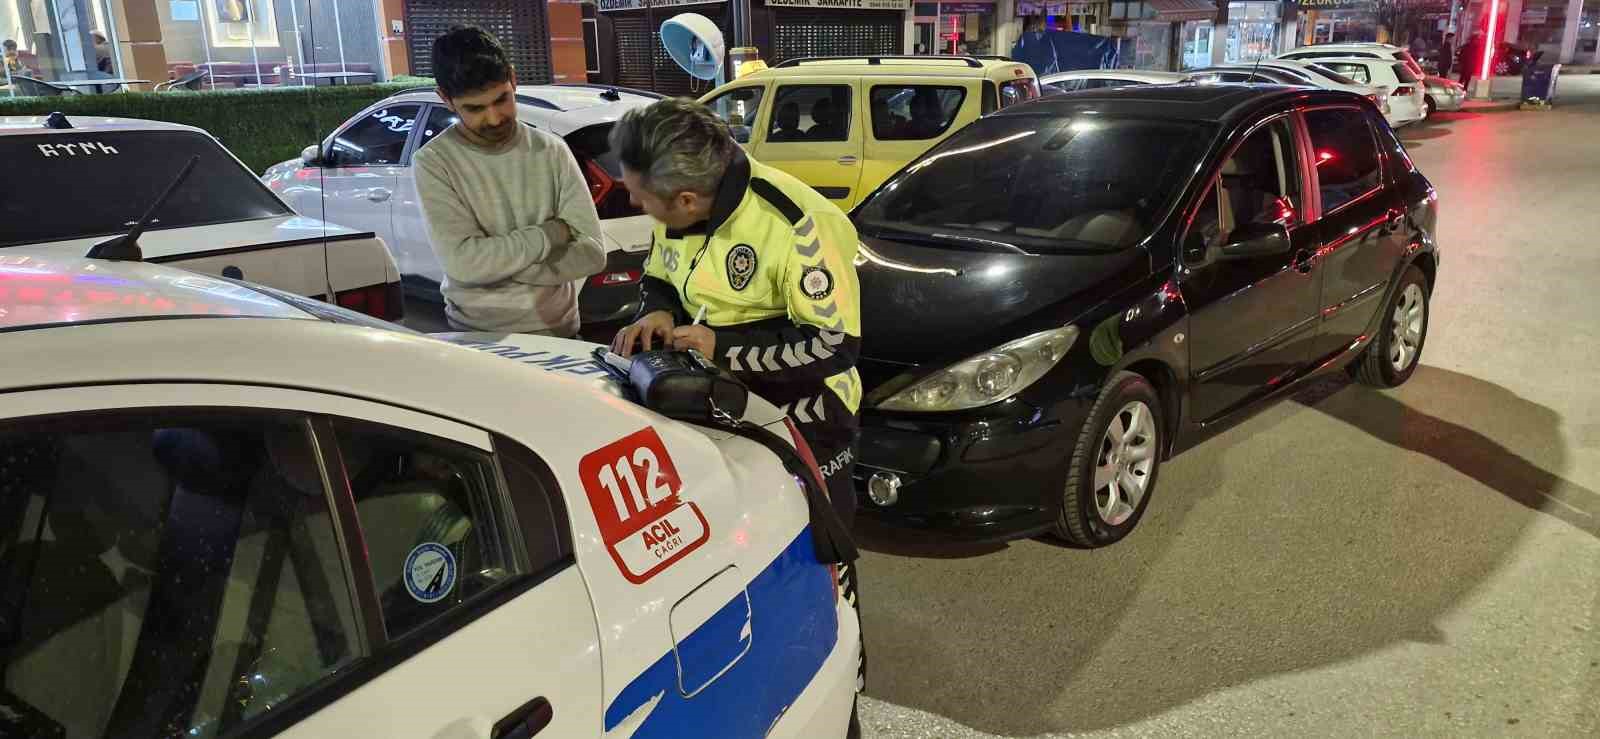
[406,0,554,83]
[771,9,903,64]
[611,6,729,97]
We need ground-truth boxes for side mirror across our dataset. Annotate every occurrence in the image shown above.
[301,144,322,167]
[1218,221,1291,261]
[730,125,752,144]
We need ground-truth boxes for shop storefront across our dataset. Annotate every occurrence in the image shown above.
[405,0,552,79]
[594,0,726,96]
[764,0,907,63]
[1017,0,1109,34]
[929,0,997,55]
[1105,1,1178,69]
[2,0,391,95]
[1298,0,1382,44]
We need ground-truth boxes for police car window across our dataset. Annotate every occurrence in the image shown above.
[1305,108,1382,213]
[0,410,362,739]
[332,419,529,639]
[704,86,766,142]
[415,104,461,153]
[0,130,291,248]
[870,85,965,141]
[769,85,852,143]
[329,104,421,167]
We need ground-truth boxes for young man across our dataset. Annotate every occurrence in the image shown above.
[413,26,605,337]
[608,98,866,694]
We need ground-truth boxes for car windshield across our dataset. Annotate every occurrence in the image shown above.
[0,129,292,248]
[1302,63,1364,86]
[855,114,1211,254]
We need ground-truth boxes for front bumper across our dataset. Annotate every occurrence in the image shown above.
[852,396,1089,540]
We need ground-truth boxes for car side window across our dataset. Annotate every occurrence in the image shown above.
[1304,108,1381,213]
[998,78,1040,108]
[1045,79,1081,94]
[870,85,965,140]
[1186,118,1300,262]
[332,419,531,639]
[769,85,852,143]
[414,105,461,154]
[0,410,361,739]
[329,103,421,167]
[1324,63,1371,84]
[704,85,766,143]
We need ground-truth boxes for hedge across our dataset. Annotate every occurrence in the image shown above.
[0,76,436,173]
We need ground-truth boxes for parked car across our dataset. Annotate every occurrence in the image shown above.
[1278,42,1426,79]
[1310,58,1428,126]
[1186,64,1315,86]
[263,84,659,328]
[1040,69,1189,94]
[1423,75,1466,114]
[0,254,861,738]
[697,55,1040,211]
[0,115,402,320]
[1187,61,1412,127]
[848,85,1439,545]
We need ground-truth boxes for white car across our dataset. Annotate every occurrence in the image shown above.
[1277,42,1427,79]
[1310,57,1429,126]
[1423,75,1467,114]
[1187,59,1407,126]
[0,115,403,320]
[0,254,861,738]
[1039,69,1189,94]
[263,84,659,327]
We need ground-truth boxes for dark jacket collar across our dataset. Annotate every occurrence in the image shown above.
[663,148,751,239]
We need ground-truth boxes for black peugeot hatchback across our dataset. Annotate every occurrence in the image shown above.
[850,84,1439,546]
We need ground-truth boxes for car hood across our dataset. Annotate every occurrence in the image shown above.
[24,214,369,262]
[856,235,1149,368]
[433,332,788,437]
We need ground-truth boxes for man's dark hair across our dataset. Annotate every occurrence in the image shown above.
[3,39,16,51]
[431,25,512,99]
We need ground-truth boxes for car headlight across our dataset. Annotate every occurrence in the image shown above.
[876,326,1079,412]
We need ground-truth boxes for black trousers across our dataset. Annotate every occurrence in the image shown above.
[808,432,865,692]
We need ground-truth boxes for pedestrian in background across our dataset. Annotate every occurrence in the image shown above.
[1436,31,1456,78]
[413,25,605,338]
[1457,32,1484,87]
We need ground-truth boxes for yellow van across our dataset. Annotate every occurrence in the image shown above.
[698,55,1040,211]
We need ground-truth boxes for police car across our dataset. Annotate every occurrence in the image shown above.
[0,251,860,738]
[1,115,403,321]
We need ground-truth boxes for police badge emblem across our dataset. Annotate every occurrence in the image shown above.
[800,265,834,300]
[727,244,758,290]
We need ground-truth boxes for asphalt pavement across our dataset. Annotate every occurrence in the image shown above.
[855,76,1600,738]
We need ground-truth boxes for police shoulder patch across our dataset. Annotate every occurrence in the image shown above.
[800,265,834,300]
[727,244,758,291]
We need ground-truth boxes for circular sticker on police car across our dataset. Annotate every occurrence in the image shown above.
[800,265,834,300]
[403,542,457,604]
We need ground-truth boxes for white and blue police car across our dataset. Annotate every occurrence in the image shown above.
[0,249,860,738]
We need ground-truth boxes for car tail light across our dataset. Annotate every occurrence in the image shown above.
[589,269,641,287]
[578,155,644,220]
[335,282,404,321]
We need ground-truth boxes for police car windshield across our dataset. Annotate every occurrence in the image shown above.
[855,115,1210,254]
[0,130,292,248]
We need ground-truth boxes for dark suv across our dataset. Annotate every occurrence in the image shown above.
[850,85,1439,546]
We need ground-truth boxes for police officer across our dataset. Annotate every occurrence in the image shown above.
[609,97,867,691]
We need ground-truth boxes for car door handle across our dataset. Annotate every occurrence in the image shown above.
[837,156,858,166]
[492,697,553,739]
[367,188,392,203]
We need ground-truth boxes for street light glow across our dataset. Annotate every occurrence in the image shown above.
[1480,0,1502,81]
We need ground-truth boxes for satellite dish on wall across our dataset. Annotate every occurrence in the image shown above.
[661,13,725,86]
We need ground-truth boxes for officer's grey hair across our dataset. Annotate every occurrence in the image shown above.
[610,97,736,200]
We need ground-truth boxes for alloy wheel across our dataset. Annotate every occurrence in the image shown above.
[1389,283,1426,372]
[1093,401,1157,526]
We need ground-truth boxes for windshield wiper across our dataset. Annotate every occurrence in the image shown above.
[86,154,200,262]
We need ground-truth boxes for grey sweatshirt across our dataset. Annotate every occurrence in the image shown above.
[413,123,606,336]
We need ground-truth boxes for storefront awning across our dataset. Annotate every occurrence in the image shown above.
[1145,0,1219,22]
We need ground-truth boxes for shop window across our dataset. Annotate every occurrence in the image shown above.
[871,85,965,141]
[1304,108,1381,213]
[204,0,281,48]
[768,85,851,143]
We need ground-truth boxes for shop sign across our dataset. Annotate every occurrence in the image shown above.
[597,0,724,11]
[1296,0,1377,10]
[941,1,996,12]
[766,0,911,8]
[1520,7,1548,24]
[1018,1,1096,14]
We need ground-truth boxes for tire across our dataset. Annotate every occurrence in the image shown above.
[846,697,862,739]
[1425,96,1437,117]
[1054,371,1163,548]
[1352,265,1430,388]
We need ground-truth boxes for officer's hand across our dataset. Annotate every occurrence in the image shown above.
[613,311,675,357]
[670,325,716,357]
